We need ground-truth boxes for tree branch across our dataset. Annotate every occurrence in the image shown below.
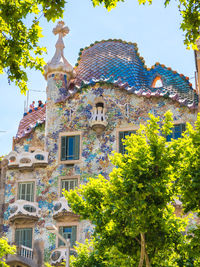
[138,233,145,267]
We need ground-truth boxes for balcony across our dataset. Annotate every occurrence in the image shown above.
[51,247,76,265]
[90,97,107,134]
[6,241,43,267]
[9,200,40,223]
[6,150,48,170]
[53,197,79,221]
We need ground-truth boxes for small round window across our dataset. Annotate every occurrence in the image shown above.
[35,154,44,160]
[10,156,16,163]
[54,202,62,211]
[51,251,61,261]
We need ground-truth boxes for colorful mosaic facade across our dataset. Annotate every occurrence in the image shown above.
[2,22,199,266]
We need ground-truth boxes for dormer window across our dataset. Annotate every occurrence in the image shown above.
[152,76,163,88]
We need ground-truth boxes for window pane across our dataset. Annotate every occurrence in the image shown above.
[119,131,136,154]
[61,179,78,196]
[15,228,32,248]
[166,123,186,141]
[61,135,80,161]
[18,183,34,202]
[67,137,74,159]
[59,226,77,247]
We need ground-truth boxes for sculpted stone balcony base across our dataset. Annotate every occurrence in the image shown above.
[9,200,40,223]
[90,102,108,134]
[53,197,79,221]
[6,150,48,169]
[51,247,77,265]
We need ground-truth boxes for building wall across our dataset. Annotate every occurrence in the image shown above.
[3,79,198,262]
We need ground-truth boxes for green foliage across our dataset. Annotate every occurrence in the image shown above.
[65,111,194,266]
[0,238,16,267]
[175,113,200,214]
[0,0,65,93]
[92,0,200,49]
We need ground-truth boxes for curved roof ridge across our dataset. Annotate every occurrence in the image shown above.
[74,39,147,69]
[148,62,192,86]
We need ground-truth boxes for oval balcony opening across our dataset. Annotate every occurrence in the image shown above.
[20,158,31,164]
[23,204,36,213]
[51,251,61,261]
[54,202,62,211]
[35,154,44,160]
[10,206,18,214]
[9,156,16,162]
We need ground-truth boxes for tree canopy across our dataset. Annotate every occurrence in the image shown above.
[0,238,16,267]
[0,0,199,93]
[0,0,65,93]
[65,111,200,266]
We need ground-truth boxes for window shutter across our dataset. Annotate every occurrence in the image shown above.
[74,135,80,160]
[61,137,66,161]
[119,132,125,154]
[15,229,20,246]
[30,183,34,202]
[25,228,32,248]
[26,183,31,201]
[71,226,77,248]
[59,227,64,246]
[18,183,22,200]
[182,123,186,132]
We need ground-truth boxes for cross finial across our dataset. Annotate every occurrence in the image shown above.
[53,21,69,37]
[44,21,74,80]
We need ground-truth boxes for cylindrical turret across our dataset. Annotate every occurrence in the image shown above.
[44,21,75,160]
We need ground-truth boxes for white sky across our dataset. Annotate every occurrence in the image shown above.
[0,0,196,155]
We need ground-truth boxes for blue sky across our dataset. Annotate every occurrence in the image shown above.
[0,0,196,155]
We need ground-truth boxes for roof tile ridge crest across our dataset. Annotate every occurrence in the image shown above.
[148,62,192,86]
[74,39,140,68]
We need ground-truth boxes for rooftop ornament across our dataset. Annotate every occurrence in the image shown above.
[44,21,75,80]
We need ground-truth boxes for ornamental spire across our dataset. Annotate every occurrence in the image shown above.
[44,21,74,80]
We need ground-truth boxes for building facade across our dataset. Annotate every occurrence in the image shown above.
[2,21,200,266]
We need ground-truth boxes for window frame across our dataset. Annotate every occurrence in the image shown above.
[166,122,186,142]
[116,126,139,154]
[58,131,82,165]
[58,226,77,248]
[59,176,80,197]
[17,181,35,202]
[15,227,33,248]
[56,222,79,248]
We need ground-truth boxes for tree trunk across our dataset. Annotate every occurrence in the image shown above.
[145,251,151,267]
[138,233,145,267]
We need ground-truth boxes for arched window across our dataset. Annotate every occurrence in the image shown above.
[152,76,163,88]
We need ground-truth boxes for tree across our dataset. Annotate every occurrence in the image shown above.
[65,111,195,267]
[0,0,65,93]
[0,238,16,267]
[0,0,199,94]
